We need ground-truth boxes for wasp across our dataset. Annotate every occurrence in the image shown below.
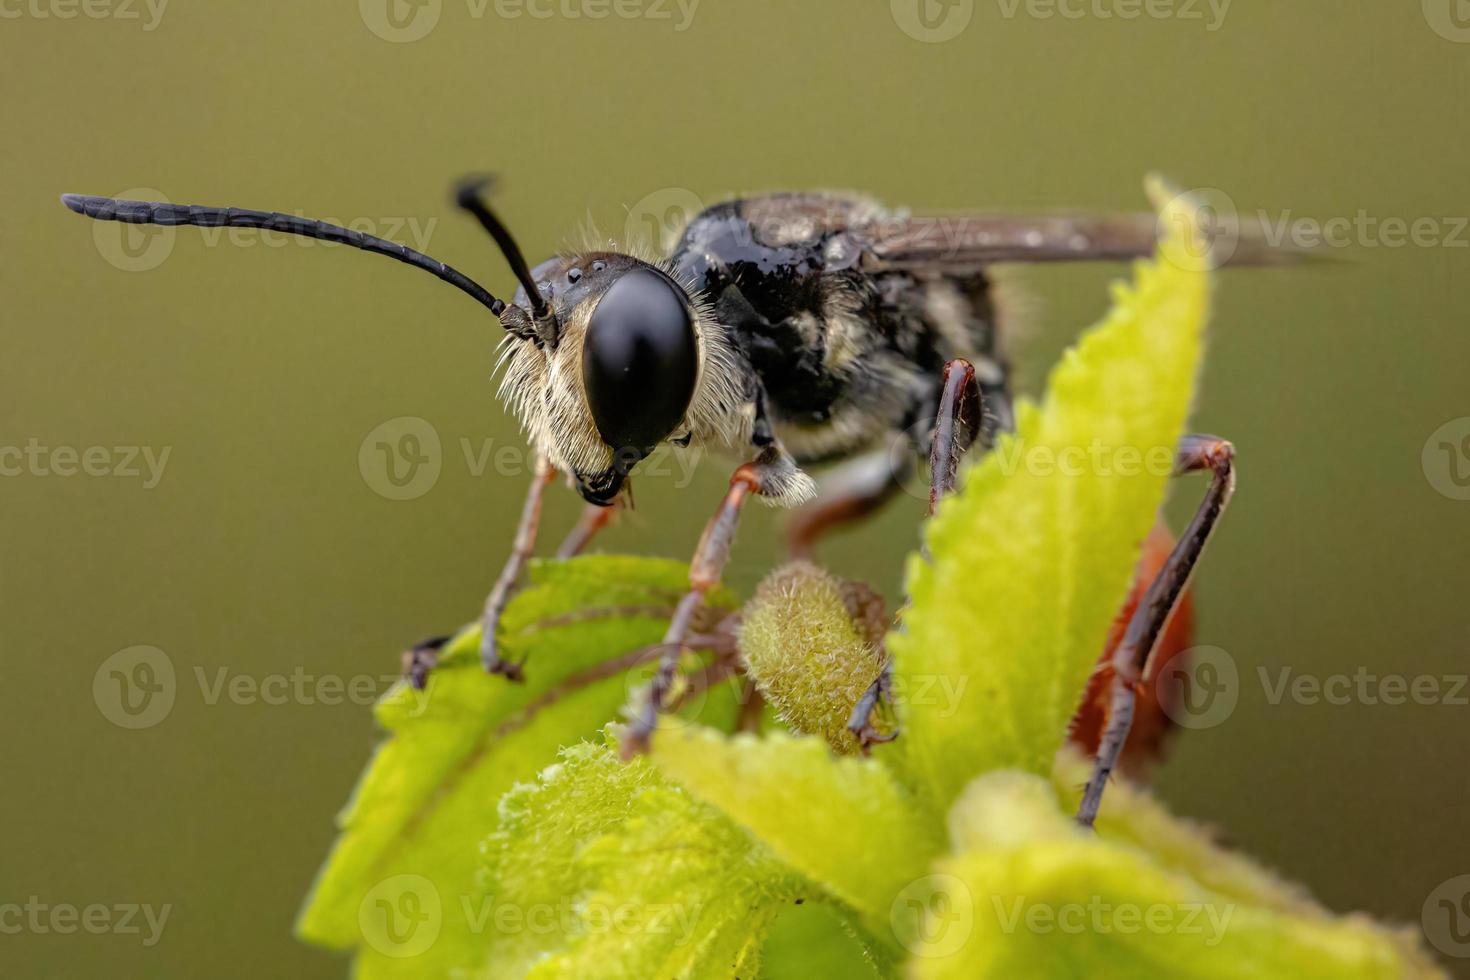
[63,178,1271,824]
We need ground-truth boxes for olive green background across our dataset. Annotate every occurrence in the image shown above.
[3,1,1468,976]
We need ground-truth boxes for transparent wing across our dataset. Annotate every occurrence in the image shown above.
[853,209,1315,270]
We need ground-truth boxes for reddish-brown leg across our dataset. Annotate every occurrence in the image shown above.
[477,457,558,682]
[1068,523,1196,776]
[405,463,623,689]
[1076,435,1235,828]
[556,499,621,559]
[928,359,983,514]
[847,359,984,747]
[621,463,764,758]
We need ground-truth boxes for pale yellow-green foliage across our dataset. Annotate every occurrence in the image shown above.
[650,727,942,936]
[912,770,1443,980]
[890,178,1212,814]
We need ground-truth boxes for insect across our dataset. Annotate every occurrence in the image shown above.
[62,178,1260,825]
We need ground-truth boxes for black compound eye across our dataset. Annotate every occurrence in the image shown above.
[582,268,698,454]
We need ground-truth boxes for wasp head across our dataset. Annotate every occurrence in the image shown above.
[497,252,746,505]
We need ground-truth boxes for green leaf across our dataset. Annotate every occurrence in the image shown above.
[908,771,1442,979]
[482,742,808,979]
[757,901,895,980]
[649,728,946,940]
[888,181,1213,812]
[296,555,734,979]
[649,726,942,944]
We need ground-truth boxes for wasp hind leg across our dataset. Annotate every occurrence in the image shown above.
[786,447,911,560]
[1075,435,1236,828]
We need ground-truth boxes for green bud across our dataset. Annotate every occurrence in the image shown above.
[738,562,890,753]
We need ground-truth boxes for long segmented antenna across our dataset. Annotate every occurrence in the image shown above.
[59,193,529,329]
[453,176,550,320]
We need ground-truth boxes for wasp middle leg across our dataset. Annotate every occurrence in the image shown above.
[847,358,984,748]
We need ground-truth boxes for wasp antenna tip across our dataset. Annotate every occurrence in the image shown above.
[453,173,497,208]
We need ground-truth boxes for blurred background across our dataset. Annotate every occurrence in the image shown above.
[3,1,1468,975]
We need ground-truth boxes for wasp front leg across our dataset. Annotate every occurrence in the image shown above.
[1075,435,1236,828]
[619,444,811,757]
[403,457,623,689]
